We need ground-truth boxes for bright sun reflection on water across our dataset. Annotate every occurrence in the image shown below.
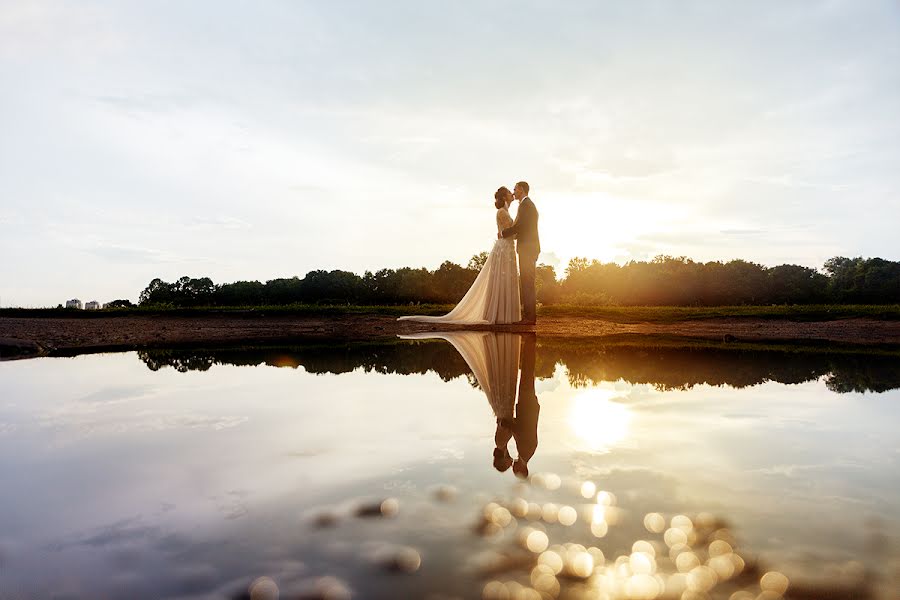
[568,387,632,452]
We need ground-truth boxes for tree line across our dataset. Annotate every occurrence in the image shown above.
[138,255,900,307]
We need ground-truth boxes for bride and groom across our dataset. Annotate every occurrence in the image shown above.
[399,181,540,326]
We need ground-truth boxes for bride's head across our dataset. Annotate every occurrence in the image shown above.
[494,186,512,209]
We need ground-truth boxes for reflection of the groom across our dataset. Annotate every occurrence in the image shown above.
[400,331,539,479]
[511,333,538,479]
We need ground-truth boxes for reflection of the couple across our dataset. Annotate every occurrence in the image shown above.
[402,332,538,479]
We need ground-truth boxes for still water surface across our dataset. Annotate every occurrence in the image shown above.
[0,334,898,599]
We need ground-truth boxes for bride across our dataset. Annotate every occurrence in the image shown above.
[399,187,521,324]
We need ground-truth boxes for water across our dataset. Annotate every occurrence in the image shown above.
[0,334,898,599]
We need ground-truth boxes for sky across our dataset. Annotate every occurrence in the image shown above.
[1,0,899,306]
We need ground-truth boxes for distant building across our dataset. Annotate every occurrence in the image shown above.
[85,300,102,310]
[66,298,83,309]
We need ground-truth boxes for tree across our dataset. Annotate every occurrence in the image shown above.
[139,278,175,305]
[565,257,591,278]
[433,261,478,302]
[176,276,216,306]
[536,264,561,304]
[767,265,827,304]
[264,277,303,304]
[106,299,135,308]
[468,252,489,271]
[825,257,900,303]
[216,281,265,306]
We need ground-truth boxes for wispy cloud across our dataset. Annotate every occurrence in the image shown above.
[83,244,181,264]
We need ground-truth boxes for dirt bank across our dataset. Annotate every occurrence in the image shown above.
[3,314,900,360]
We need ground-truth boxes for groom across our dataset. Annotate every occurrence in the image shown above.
[500,181,540,325]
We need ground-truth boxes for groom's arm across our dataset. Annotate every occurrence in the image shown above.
[500,222,519,239]
[501,204,529,238]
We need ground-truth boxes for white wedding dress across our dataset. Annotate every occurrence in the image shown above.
[398,205,521,324]
[401,331,520,421]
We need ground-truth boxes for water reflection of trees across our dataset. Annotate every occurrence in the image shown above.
[137,340,900,394]
[138,341,477,384]
[539,343,900,393]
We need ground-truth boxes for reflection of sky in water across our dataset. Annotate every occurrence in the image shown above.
[0,348,898,598]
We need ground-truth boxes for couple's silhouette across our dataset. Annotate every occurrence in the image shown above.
[403,331,539,478]
[398,181,540,326]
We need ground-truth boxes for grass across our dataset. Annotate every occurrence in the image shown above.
[539,304,900,322]
[2,303,899,321]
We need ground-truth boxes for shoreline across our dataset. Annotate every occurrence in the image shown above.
[3,313,900,360]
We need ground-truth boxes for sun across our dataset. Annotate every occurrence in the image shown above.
[535,190,689,268]
[567,387,632,453]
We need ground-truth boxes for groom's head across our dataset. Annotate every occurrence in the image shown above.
[514,181,529,200]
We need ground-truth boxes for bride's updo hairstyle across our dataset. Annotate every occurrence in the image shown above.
[494,186,511,209]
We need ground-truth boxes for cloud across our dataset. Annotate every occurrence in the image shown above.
[83,244,178,264]
[188,216,251,230]
[94,93,197,116]
[50,516,158,550]
[720,228,765,236]
[75,384,157,407]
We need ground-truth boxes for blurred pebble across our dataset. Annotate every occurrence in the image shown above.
[509,498,529,518]
[482,580,506,599]
[632,540,655,557]
[378,546,422,574]
[676,552,700,573]
[760,571,789,595]
[596,491,616,506]
[709,540,732,557]
[671,514,694,533]
[687,565,718,592]
[430,484,458,502]
[249,576,279,600]
[474,518,503,538]
[580,481,597,499]
[558,505,577,526]
[541,503,559,523]
[644,512,666,533]
[311,512,339,528]
[301,576,352,600]
[520,528,549,553]
[355,498,399,518]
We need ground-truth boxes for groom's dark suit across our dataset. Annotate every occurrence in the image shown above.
[511,333,539,466]
[501,197,540,323]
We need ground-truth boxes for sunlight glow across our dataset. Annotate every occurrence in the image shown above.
[538,190,696,269]
[567,388,632,452]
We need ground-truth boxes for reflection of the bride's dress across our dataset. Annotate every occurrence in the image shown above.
[401,332,539,478]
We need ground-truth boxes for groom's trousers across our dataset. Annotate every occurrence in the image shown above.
[519,251,538,322]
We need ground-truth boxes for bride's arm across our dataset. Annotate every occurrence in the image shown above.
[496,209,514,234]
[500,206,524,238]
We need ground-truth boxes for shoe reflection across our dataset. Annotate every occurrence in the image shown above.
[401,331,539,478]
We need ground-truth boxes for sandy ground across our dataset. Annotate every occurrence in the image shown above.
[3,314,900,359]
